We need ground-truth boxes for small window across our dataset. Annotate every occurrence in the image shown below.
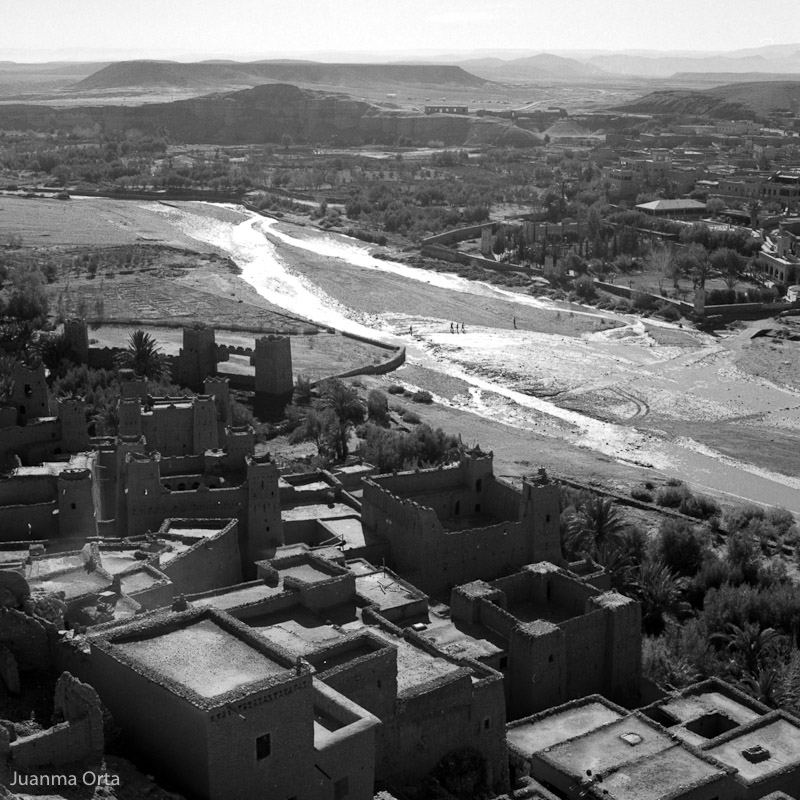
[474,504,481,513]
[256,733,271,760]
[483,718,491,730]
[475,478,482,492]
[545,514,551,523]
[70,503,76,510]
[499,656,508,669]
[24,384,32,397]
[548,654,554,663]
[334,777,349,800]
[454,501,460,515]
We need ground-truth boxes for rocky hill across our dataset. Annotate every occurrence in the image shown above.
[611,81,800,119]
[72,60,489,92]
[0,83,539,147]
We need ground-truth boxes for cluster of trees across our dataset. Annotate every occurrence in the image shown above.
[562,485,800,712]
[286,382,462,470]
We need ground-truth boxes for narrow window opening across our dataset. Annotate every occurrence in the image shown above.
[256,733,271,760]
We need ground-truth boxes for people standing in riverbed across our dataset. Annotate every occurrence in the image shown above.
[450,322,454,333]
[513,316,516,329]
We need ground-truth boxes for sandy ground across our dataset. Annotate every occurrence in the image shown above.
[10,197,800,511]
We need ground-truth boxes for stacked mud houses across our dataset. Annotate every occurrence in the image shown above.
[2,322,800,800]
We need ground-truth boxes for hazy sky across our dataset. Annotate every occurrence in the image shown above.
[3,0,799,61]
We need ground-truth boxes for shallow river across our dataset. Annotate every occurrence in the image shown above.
[147,202,800,513]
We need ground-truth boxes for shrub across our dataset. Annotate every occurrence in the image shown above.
[657,520,706,577]
[367,389,390,425]
[656,302,681,322]
[631,291,656,311]
[411,389,433,404]
[656,485,686,508]
[680,492,720,520]
[387,384,405,395]
[293,374,313,405]
[631,487,653,503]
[402,410,421,424]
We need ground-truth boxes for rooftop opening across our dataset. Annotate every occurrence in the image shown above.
[620,732,643,746]
[685,711,739,739]
[642,705,681,728]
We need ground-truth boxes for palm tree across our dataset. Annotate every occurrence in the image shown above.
[114,330,170,381]
[318,378,365,461]
[634,560,691,636]
[0,356,16,405]
[712,622,782,677]
[565,496,625,561]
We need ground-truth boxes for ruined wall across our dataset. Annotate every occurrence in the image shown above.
[0,609,50,671]
[9,718,96,768]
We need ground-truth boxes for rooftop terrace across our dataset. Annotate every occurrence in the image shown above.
[114,618,287,698]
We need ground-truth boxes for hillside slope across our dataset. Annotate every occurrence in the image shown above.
[612,80,800,118]
[0,83,538,147]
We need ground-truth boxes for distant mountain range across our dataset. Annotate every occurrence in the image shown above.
[0,83,540,147]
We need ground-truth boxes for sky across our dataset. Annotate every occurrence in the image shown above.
[3,0,799,61]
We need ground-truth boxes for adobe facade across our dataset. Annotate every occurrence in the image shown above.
[361,452,562,597]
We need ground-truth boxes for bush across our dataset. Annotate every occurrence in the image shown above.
[655,485,686,508]
[293,374,313,405]
[387,384,405,395]
[631,486,654,503]
[656,302,681,322]
[657,520,706,576]
[631,291,656,311]
[367,389,389,426]
[402,410,421,424]
[411,389,433,404]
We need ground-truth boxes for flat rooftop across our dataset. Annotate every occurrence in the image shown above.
[99,550,150,575]
[541,716,673,780]
[282,502,355,522]
[410,611,505,663]
[599,745,725,800]
[507,599,581,625]
[372,628,462,695]
[30,568,109,601]
[278,561,336,585]
[355,572,425,612]
[245,605,353,657]
[706,717,800,783]
[115,618,286,698]
[318,517,370,550]
[119,568,162,595]
[189,581,286,610]
[508,700,625,756]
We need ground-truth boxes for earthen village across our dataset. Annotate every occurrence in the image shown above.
[1,317,799,800]
[5,7,800,798]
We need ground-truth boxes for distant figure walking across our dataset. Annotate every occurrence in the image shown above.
[450,322,454,333]
[461,323,465,333]
[409,325,413,335]
[513,316,516,329]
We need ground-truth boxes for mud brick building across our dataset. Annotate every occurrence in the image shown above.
[361,450,562,597]
[84,608,380,800]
